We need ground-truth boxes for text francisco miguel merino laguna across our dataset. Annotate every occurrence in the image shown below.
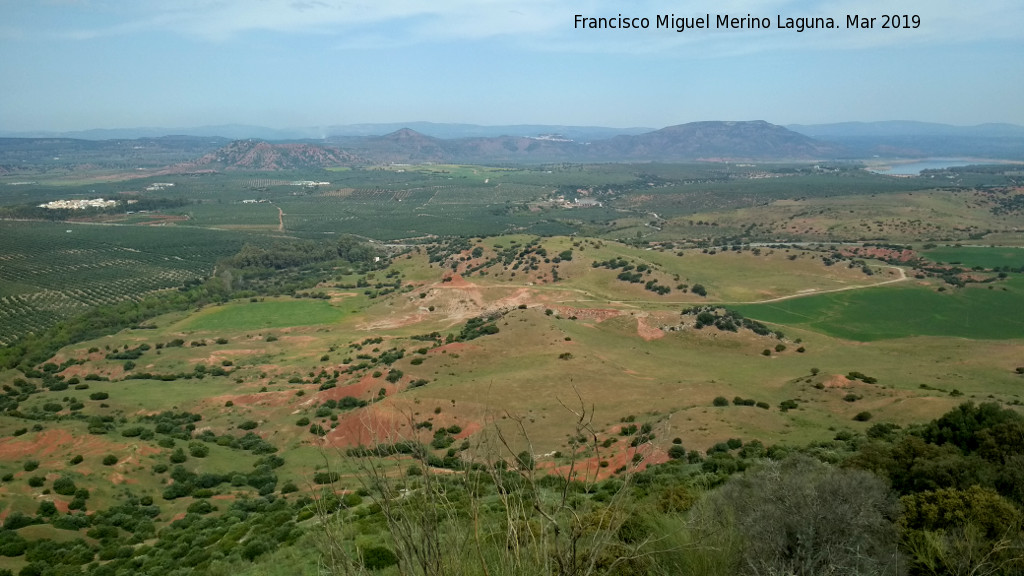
[574,13,921,32]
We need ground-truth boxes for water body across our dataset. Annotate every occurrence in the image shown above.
[870,159,972,175]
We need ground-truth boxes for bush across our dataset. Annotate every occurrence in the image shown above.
[22,460,38,472]
[712,396,729,407]
[36,500,57,517]
[189,443,210,458]
[361,546,399,570]
[853,411,873,422]
[52,476,77,496]
[668,445,687,460]
[27,476,45,487]
[238,420,258,430]
[102,454,118,466]
[313,471,340,484]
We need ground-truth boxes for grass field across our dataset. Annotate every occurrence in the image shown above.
[922,245,1024,268]
[179,298,361,332]
[732,277,1024,341]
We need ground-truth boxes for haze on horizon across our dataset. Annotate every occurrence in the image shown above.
[1,0,1022,133]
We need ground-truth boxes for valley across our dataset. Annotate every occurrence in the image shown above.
[0,128,1022,575]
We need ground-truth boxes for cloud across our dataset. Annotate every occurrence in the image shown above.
[18,0,1024,54]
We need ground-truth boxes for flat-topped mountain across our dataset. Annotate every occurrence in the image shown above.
[589,120,840,161]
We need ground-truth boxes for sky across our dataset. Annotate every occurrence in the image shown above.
[1,0,1022,132]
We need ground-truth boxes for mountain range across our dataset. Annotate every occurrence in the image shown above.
[2,120,1022,173]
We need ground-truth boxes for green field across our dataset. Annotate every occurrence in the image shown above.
[923,245,1024,268]
[733,278,1024,341]
[179,298,357,331]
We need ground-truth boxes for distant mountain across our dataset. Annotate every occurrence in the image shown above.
[0,136,229,172]
[10,120,1021,174]
[173,139,360,171]
[788,121,1024,159]
[0,125,317,141]
[0,121,847,173]
[323,122,652,141]
[0,123,652,142]
[590,120,840,161]
[788,121,1024,138]
[329,121,838,164]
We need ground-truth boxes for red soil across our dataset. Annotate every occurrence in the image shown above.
[635,316,665,341]
[841,247,918,262]
[542,445,668,482]
[824,374,853,388]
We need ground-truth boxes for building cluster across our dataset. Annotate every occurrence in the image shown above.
[38,198,118,210]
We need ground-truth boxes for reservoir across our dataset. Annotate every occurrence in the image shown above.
[871,159,972,175]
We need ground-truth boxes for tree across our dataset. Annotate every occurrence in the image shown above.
[692,456,900,575]
[667,445,687,460]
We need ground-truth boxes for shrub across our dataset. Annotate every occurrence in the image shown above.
[22,460,39,472]
[853,411,873,422]
[69,455,83,465]
[361,546,399,570]
[238,420,259,430]
[52,476,77,496]
[668,445,687,460]
[712,396,729,407]
[27,476,45,487]
[36,500,58,517]
[313,471,340,484]
[102,454,118,466]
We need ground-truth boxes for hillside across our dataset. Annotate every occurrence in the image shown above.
[336,121,840,164]
[173,139,360,171]
[589,120,842,161]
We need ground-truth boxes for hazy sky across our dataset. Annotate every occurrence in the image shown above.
[1,0,1022,131]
